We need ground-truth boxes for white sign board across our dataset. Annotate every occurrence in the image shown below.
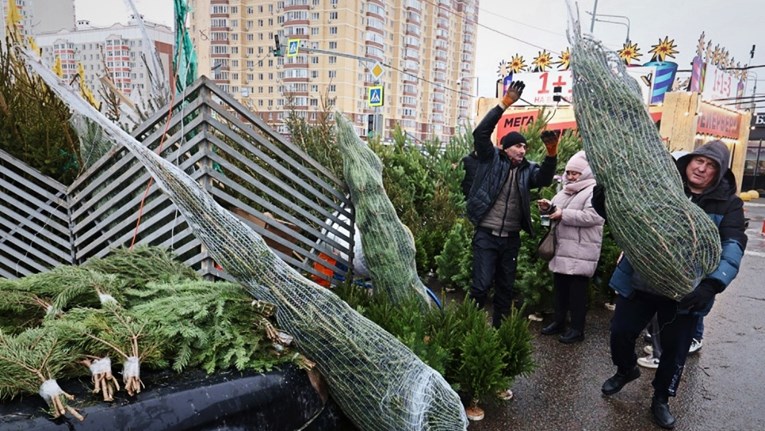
[505,67,656,106]
[701,64,738,101]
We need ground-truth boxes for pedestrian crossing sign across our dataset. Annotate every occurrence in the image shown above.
[368,85,384,107]
[287,39,300,57]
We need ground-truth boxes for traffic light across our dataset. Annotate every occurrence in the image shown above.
[273,35,282,57]
[552,85,562,102]
[367,114,375,137]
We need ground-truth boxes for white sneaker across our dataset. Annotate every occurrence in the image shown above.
[527,313,543,322]
[604,302,616,311]
[637,355,660,369]
[644,345,654,355]
[689,338,703,354]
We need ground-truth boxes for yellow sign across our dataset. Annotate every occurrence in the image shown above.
[371,62,384,80]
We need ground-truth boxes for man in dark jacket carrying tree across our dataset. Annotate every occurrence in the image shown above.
[467,81,559,328]
[593,140,748,429]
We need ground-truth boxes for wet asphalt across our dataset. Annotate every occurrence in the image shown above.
[468,198,765,431]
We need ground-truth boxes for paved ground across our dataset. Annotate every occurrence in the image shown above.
[469,198,765,431]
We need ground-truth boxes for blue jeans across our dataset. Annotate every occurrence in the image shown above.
[469,228,521,328]
[610,290,698,398]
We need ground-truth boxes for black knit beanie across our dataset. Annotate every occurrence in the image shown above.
[501,132,527,149]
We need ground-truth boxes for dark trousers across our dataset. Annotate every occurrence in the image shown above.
[469,228,521,327]
[553,273,590,332]
[610,291,698,398]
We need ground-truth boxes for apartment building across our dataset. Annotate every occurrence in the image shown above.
[35,18,174,109]
[1,0,75,38]
[189,0,478,142]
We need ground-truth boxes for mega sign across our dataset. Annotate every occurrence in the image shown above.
[503,68,656,106]
[496,108,663,144]
[697,103,741,139]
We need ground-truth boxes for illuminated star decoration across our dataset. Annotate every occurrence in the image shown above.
[532,50,553,72]
[556,48,571,70]
[497,59,512,78]
[509,54,527,73]
[648,36,679,62]
[618,41,642,65]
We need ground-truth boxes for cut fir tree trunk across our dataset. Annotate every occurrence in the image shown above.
[0,328,84,421]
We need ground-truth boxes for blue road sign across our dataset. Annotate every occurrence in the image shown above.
[287,39,300,57]
[368,85,384,107]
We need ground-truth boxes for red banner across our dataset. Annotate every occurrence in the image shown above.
[496,108,662,145]
[697,103,741,139]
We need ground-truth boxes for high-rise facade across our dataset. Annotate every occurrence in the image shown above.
[189,0,478,142]
[2,0,75,38]
[35,18,174,109]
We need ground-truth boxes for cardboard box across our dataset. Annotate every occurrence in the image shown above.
[230,208,302,257]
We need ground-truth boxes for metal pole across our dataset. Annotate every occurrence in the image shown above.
[753,139,762,190]
[589,0,599,33]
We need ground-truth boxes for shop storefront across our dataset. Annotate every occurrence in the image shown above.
[744,113,765,191]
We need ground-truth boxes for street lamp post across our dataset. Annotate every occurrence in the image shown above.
[589,0,599,32]
[586,11,631,43]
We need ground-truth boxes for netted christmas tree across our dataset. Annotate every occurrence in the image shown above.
[568,19,720,299]
[21,50,469,430]
[335,116,433,308]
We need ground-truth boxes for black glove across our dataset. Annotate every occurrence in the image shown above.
[678,279,722,312]
[501,81,526,107]
[591,184,607,220]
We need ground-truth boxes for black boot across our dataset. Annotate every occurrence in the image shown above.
[559,328,584,344]
[651,395,676,429]
[541,321,565,335]
[601,366,640,395]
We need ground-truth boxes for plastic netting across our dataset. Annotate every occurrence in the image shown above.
[19,49,468,431]
[335,115,431,307]
[568,25,721,299]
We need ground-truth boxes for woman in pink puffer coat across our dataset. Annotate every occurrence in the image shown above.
[537,150,604,343]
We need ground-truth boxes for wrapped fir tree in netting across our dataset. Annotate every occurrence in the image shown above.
[19,50,468,431]
[568,23,720,299]
[335,114,431,307]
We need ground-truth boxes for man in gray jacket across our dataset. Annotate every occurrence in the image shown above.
[467,81,558,327]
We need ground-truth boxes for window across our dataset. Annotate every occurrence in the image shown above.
[329,70,336,78]
[329,41,337,49]
[329,12,338,20]
[329,26,338,35]
[329,56,337,64]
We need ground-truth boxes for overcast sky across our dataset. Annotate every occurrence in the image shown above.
[74,0,765,101]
